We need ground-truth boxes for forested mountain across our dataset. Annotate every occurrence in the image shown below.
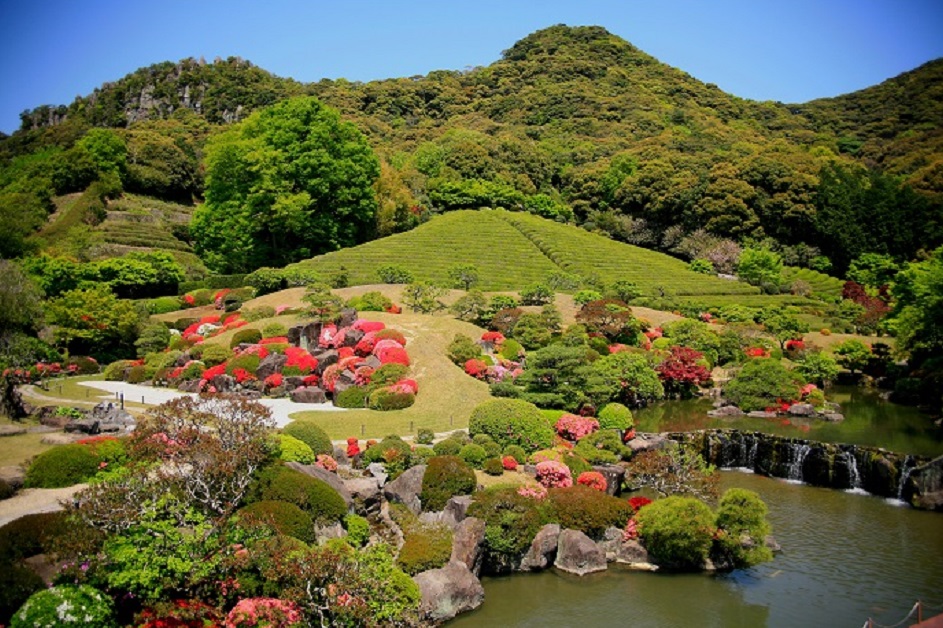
[2,25,941,275]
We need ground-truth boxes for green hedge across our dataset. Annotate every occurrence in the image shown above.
[468,398,554,452]
[635,496,716,570]
[397,524,453,575]
[24,445,100,488]
[546,486,632,539]
[179,275,247,294]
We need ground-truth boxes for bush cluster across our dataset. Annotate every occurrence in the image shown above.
[396,524,453,575]
[420,456,477,511]
[24,444,100,488]
[277,434,316,464]
[250,465,347,524]
[468,398,554,452]
[467,488,545,567]
[282,422,333,456]
[236,500,315,544]
[231,328,263,349]
[635,495,716,569]
[597,403,634,430]
[11,585,116,628]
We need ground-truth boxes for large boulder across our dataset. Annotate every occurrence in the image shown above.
[596,527,652,566]
[289,387,327,404]
[286,461,352,508]
[450,517,486,576]
[383,464,426,514]
[344,476,383,515]
[554,529,607,576]
[519,523,560,571]
[337,308,358,329]
[626,432,668,455]
[210,374,236,393]
[442,495,473,528]
[365,462,388,486]
[342,328,364,348]
[708,405,744,417]
[413,561,484,623]
[788,403,816,416]
[593,465,625,496]
[256,353,288,380]
[314,350,339,375]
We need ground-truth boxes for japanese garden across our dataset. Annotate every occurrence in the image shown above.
[1,24,942,628]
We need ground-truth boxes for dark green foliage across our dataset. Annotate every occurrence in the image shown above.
[432,438,462,457]
[714,488,773,568]
[376,265,415,284]
[24,444,100,488]
[562,451,593,477]
[230,327,262,348]
[636,496,717,570]
[420,455,477,511]
[0,562,45,626]
[573,429,630,464]
[483,457,505,476]
[236,500,315,544]
[459,443,488,469]
[366,363,410,392]
[0,512,70,562]
[469,398,554,452]
[467,487,545,565]
[335,386,368,408]
[447,334,482,365]
[396,524,453,575]
[724,358,802,411]
[249,465,346,524]
[0,478,14,500]
[546,485,633,539]
[597,402,633,430]
[282,421,333,455]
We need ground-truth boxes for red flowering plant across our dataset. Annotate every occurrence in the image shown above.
[656,345,711,397]
[319,324,339,348]
[259,336,289,345]
[627,496,653,513]
[263,373,284,389]
[302,374,320,387]
[353,319,385,333]
[502,456,518,471]
[353,366,374,385]
[535,460,573,488]
[554,414,600,441]
[644,327,663,340]
[182,294,196,307]
[577,471,607,492]
[284,347,318,374]
[201,364,228,382]
[376,345,409,366]
[385,303,402,314]
[464,359,488,379]
[481,331,505,348]
[138,599,223,628]
[389,378,418,395]
[337,346,355,360]
[354,332,378,356]
[745,347,771,358]
[232,368,256,384]
[346,437,361,458]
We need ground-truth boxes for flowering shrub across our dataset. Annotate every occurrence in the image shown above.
[628,496,653,512]
[225,597,303,628]
[481,331,505,345]
[201,364,228,381]
[12,584,116,627]
[502,456,518,471]
[319,325,338,347]
[622,518,639,541]
[337,346,355,360]
[516,484,548,500]
[352,320,385,333]
[389,378,419,395]
[535,460,573,488]
[137,599,223,628]
[644,327,663,340]
[284,347,318,373]
[744,347,771,358]
[182,294,196,307]
[577,471,608,492]
[464,359,488,379]
[377,345,409,366]
[259,336,289,345]
[232,368,256,384]
[354,332,377,355]
[315,454,338,472]
[346,438,361,458]
[263,373,284,389]
[784,339,805,352]
[321,364,343,393]
[554,414,599,441]
[374,328,407,346]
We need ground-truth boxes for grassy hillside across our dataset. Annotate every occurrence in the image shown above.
[289,210,763,297]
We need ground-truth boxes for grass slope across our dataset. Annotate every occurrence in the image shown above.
[290,210,764,297]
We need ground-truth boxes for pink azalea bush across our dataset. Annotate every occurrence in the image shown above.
[315,454,338,472]
[225,597,303,627]
[517,484,548,500]
[535,460,573,488]
[576,471,607,492]
[554,414,599,441]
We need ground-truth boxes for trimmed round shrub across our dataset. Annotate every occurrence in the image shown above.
[502,444,527,464]
[362,435,412,465]
[375,328,407,346]
[277,434,316,464]
[282,422,333,456]
[467,487,545,566]
[344,513,370,547]
[483,457,504,476]
[446,334,482,366]
[226,353,261,376]
[459,443,488,468]
[200,344,232,367]
[635,496,717,569]
[1,562,44,626]
[598,403,634,430]
[498,338,524,361]
[231,328,263,349]
[416,428,435,445]
[24,445,100,488]
[366,363,410,392]
[573,430,630,465]
[469,398,554,452]
[432,438,462,457]
[715,488,773,568]
[250,466,347,523]
[420,456,477,511]
[396,524,453,575]
[11,585,115,628]
[367,388,415,411]
[546,485,632,539]
[335,386,368,408]
[412,446,436,464]
[236,500,315,544]
[262,322,289,338]
[103,360,132,381]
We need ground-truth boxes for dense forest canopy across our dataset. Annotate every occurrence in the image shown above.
[1,24,942,276]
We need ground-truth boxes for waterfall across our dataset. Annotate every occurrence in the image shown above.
[746,433,759,469]
[785,443,811,482]
[843,450,864,492]
[896,455,916,501]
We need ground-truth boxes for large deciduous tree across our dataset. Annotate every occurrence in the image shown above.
[191,96,380,273]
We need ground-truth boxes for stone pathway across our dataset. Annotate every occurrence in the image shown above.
[0,485,86,527]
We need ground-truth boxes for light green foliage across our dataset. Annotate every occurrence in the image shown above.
[573,429,630,464]
[597,402,634,430]
[737,247,784,291]
[833,339,872,374]
[636,496,717,569]
[796,351,840,386]
[448,263,481,290]
[344,513,370,547]
[357,544,421,624]
[282,422,333,455]
[78,128,127,178]
[199,343,231,367]
[592,351,665,405]
[277,434,316,464]
[262,322,288,338]
[301,285,344,322]
[890,247,943,357]
[848,253,900,289]
[724,358,802,411]
[715,488,773,568]
[11,585,116,628]
[662,318,722,367]
[763,311,808,350]
[450,289,488,322]
[0,261,45,335]
[467,487,545,562]
[609,280,643,303]
[45,285,141,362]
[403,282,446,313]
[689,259,714,274]
[346,291,393,312]
[250,465,347,524]
[520,283,554,305]
[397,523,453,575]
[469,398,554,452]
[574,289,602,305]
[191,96,380,273]
[459,443,488,468]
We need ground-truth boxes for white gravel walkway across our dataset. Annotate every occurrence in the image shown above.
[78,381,344,428]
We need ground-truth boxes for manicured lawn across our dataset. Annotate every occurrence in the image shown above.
[0,430,53,467]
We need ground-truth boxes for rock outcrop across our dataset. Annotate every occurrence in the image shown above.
[554,529,607,576]
[414,561,484,623]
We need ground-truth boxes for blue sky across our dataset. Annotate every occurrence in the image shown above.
[1,0,941,134]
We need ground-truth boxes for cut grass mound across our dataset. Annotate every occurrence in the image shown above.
[287,209,763,297]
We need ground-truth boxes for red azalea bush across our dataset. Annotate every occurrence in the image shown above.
[385,304,402,314]
[745,347,771,358]
[389,378,418,395]
[352,320,385,333]
[628,496,653,512]
[481,331,505,345]
[232,368,256,384]
[517,484,548,500]
[502,455,518,471]
[337,346,355,359]
[264,373,283,389]
[225,597,303,628]
[138,599,223,627]
[784,339,805,352]
[319,325,339,347]
[239,344,270,360]
[201,364,228,381]
[321,364,344,393]
[535,460,573,488]
[346,437,361,458]
[377,345,409,366]
[259,336,289,345]
[302,374,320,386]
[554,414,600,441]
[577,471,607,492]
[284,347,318,373]
[464,359,488,379]
[354,332,377,355]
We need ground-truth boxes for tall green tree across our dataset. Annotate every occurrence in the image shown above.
[191,96,380,272]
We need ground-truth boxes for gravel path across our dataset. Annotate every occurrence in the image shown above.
[0,485,86,527]
[77,381,345,428]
